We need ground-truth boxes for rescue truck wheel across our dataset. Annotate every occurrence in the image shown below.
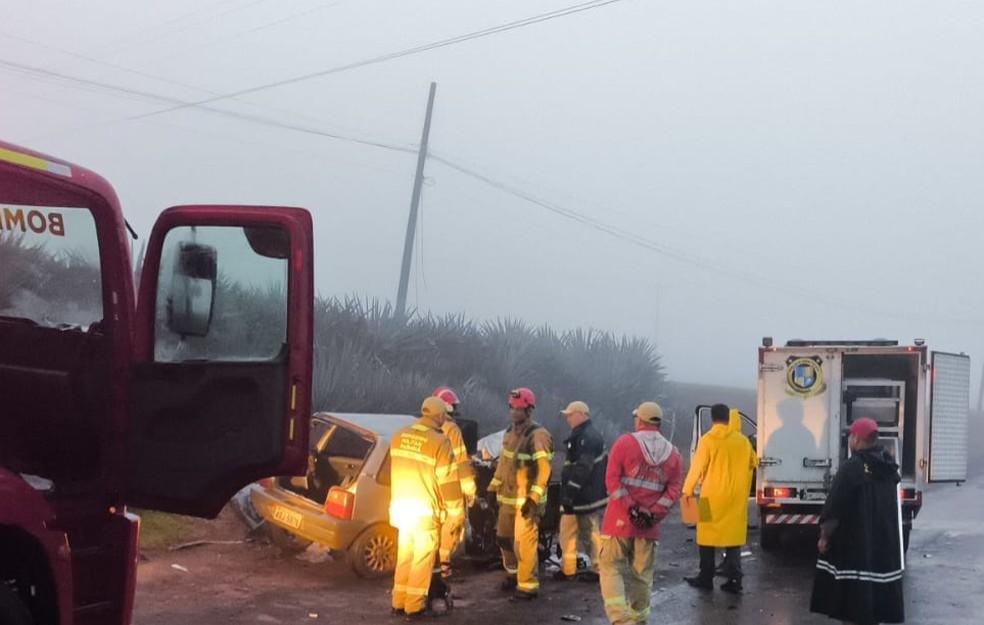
[350,524,397,579]
[760,525,781,551]
[0,584,34,625]
[268,525,312,554]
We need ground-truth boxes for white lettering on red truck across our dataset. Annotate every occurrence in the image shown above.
[0,207,66,236]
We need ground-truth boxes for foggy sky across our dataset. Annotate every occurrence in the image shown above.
[2,0,982,392]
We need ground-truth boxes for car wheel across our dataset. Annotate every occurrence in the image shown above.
[349,524,397,579]
[268,525,313,554]
[0,584,34,625]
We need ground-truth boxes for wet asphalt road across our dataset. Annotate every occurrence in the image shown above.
[135,478,983,625]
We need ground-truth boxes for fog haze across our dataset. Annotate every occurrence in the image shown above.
[2,0,982,390]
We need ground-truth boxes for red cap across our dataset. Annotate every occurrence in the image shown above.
[849,418,879,440]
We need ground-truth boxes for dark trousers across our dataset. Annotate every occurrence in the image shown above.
[699,546,742,582]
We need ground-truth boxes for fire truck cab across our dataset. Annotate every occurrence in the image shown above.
[0,141,314,625]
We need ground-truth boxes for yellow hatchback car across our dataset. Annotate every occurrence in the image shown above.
[251,412,415,578]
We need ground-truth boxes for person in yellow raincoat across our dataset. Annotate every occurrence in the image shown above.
[683,404,758,594]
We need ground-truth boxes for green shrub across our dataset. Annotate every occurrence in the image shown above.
[310,297,666,442]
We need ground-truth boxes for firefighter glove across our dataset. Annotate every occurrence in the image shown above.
[629,505,655,529]
[521,499,538,520]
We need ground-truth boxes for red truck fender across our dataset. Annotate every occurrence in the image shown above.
[0,468,73,625]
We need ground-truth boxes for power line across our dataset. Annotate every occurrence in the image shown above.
[88,0,273,58]
[2,1,630,146]
[140,0,346,66]
[0,30,377,139]
[428,152,984,327]
[128,0,631,120]
[0,58,415,154]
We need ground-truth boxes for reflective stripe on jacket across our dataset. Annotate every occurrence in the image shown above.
[489,420,553,507]
[559,419,608,514]
[442,418,477,498]
[602,425,683,539]
[389,416,464,529]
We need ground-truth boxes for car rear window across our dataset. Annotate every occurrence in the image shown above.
[310,418,332,451]
[323,424,373,458]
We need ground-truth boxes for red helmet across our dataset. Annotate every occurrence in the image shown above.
[508,387,536,410]
[433,386,460,407]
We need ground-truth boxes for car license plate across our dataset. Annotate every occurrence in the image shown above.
[272,506,303,529]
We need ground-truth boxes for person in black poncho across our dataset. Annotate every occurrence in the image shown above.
[810,417,905,625]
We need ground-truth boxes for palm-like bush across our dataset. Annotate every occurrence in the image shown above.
[310,297,666,442]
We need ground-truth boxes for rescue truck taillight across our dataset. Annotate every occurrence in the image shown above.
[901,488,921,502]
[325,487,355,519]
[759,486,797,505]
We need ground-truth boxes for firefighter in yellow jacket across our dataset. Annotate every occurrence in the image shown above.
[390,396,464,619]
[433,387,477,576]
[488,387,553,600]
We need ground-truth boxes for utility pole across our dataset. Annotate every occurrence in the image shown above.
[395,81,437,320]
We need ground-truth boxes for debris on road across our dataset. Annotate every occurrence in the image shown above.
[170,564,190,573]
[296,543,333,564]
[560,615,582,622]
[169,539,247,552]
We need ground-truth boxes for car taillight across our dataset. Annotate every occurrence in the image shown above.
[325,487,355,520]
[258,477,276,489]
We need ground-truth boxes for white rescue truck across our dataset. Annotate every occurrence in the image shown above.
[692,339,971,553]
[756,339,970,551]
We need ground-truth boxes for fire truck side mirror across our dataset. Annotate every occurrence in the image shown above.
[165,242,217,337]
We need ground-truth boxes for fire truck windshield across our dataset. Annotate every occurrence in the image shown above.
[0,204,102,329]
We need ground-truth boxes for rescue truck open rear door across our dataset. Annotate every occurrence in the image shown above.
[758,348,840,488]
[928,351,971,483]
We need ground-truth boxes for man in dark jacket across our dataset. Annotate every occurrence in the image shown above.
[556,401,608,581]
[810,417,905,625]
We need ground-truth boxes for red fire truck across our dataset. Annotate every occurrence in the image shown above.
[0,140,314,625]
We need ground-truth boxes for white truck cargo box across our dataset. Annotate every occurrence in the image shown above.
[694,339,972,553]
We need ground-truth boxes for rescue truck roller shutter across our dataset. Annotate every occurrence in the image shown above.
[750,339,971,553]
